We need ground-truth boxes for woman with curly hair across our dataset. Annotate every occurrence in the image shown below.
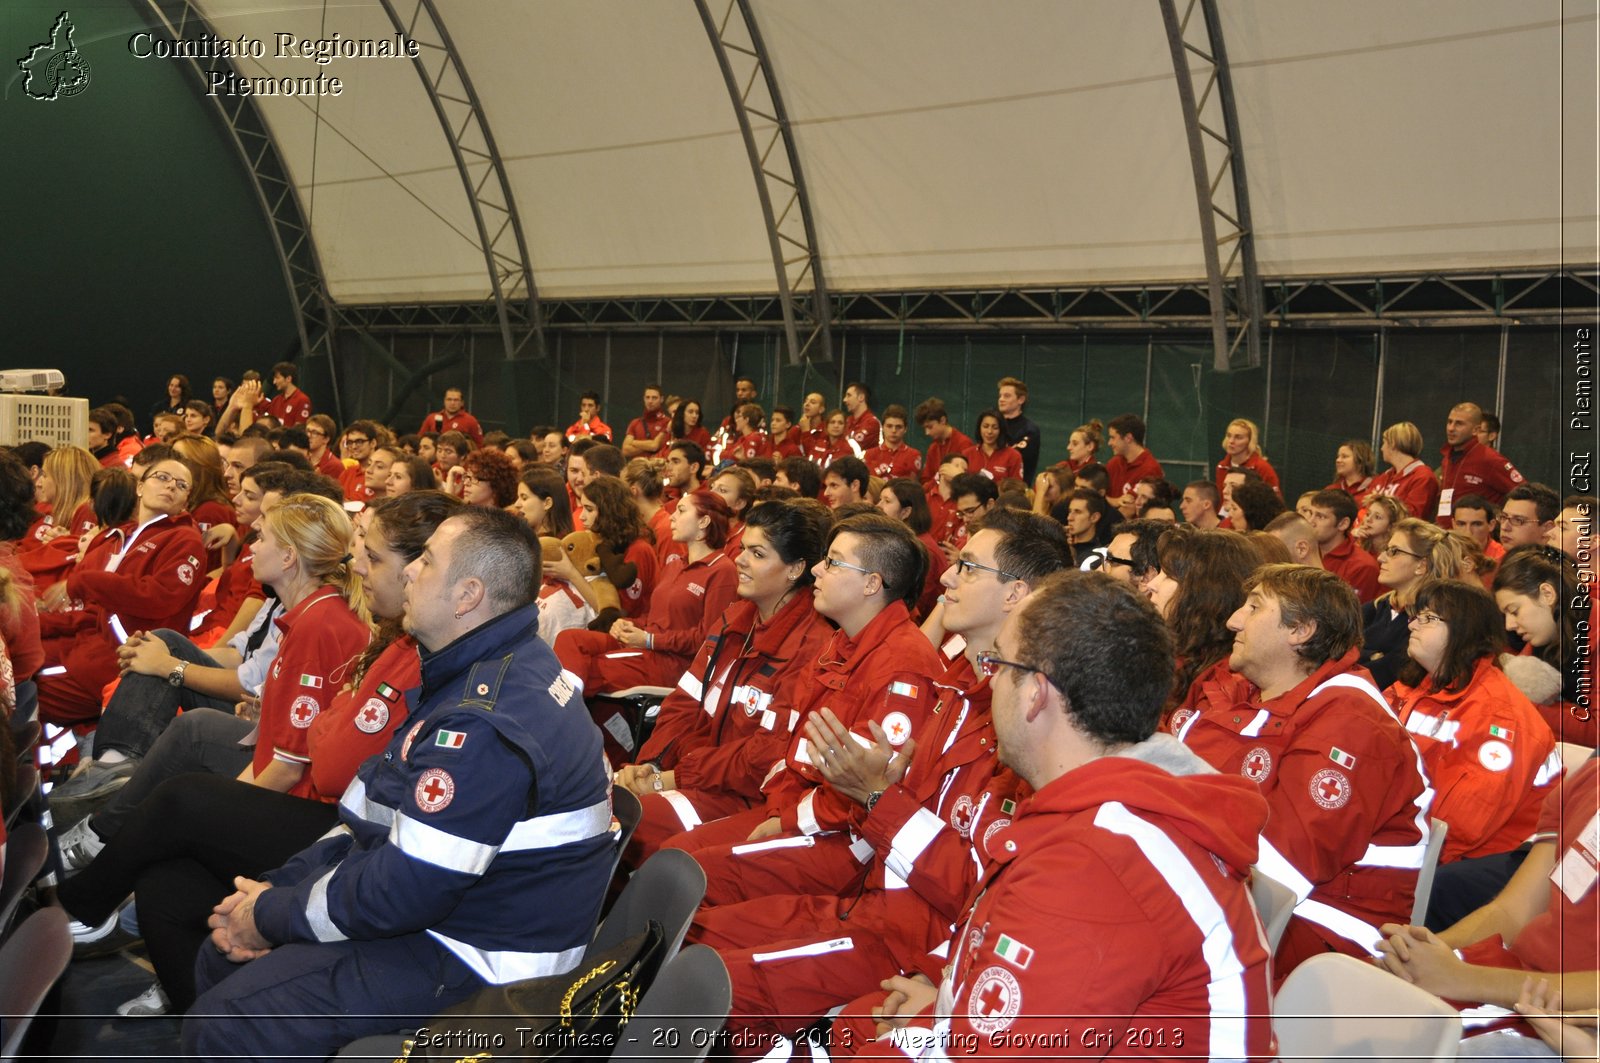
[578,474,658,618]
[459,447,518,508]
[1353,493,1409,557]
[1146,527,1262,720]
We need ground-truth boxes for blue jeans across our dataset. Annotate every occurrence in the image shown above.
[93,630,237,760]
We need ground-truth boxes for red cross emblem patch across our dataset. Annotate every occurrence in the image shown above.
[354,698,389,734]
[882,711,913,747]
[289,695,320,729]
[967,966,1022,1034]
[1310,768,1352,810]
[1241,746,1273,783]
[415,768,455,813]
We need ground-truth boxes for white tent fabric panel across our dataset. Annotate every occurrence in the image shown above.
[203,0,490,302]
[1220,0,1597,275]
[754,0,1206,289]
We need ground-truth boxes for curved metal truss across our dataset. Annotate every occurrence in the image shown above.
[1159,0,1264,371]
[693,0,833,366]
[378,0,544,362]
[336,268,1598,333]
[140,0,342,414]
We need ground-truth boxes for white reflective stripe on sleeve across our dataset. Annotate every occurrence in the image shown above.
[1292,898,1385,956]
[1094,801,1250,1062]
[752,936,854,963]
[428,930,585,985]
[1459,1004,1518,1029]
[760,761,785,788]
[315,823,354,844]
[501,797,613,852]
[677,669,704,703]
[1310,672,1393,716]
[929,938,950,959]
[884,866,909,890]
[37,665,67,676]
[272,746,312,765]
[305,868,348,943]
[661,790,702,831]
[1535,750,1564,787]
[731,834,815,856]
[1176,709,1201,742]
[338,776,395,829]
[755,1037,795,1063]
[1254,839,1315,903]
[886,808,946,883]
[1238,709,1272,738]
[796,790,821,835]
[391,812,497,874]
[1358,840,1428,870]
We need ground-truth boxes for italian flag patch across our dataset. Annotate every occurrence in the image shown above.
[299,674,323,688]
[1489,725,1514,740]
[889,681,920,698]
[435,729,466,749]
[994,934,1033,969]
[1329,747,1357,769]
[376,682,401,703]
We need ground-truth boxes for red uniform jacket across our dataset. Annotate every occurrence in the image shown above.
[761,601,943,834]
[1215,453,1279,498]
[254,587,373,801]
[1367,460,1440,522]
[726,431,771,462]
[20,502,96,554]
[263,389,312,427]
[1390,656,1561,864]
[926,491,964,546]
[1437,439,1524,528]
[804,436,854,469]
[618,537,659,618]
[566,415,613,442]
[863,443,922,481]
[915,745,1275,1061]
[771,433,804,460]
[676,425,713,452]
[314,450,346,479]
[191,498,236,574]
[306,635,421,802]
[1324,476,1374,504]
[1176,652,1432,969]
[1106,448,1165,500]
[922,430,976,486]
[846,409,880,451]
[625,411,672,456]
[0,546,42,683]
[208,543,264,635]
[635,551,740,662]
[338,465,373,505]
[639,590,833,800]
[969,446,1023,484]
[1321,536,1381,604]
[915,531,950,620]
[418,409,485,446]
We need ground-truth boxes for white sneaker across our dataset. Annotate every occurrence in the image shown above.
[116,982,170,1017]
[68,912,118,946]
[58,816,106,871]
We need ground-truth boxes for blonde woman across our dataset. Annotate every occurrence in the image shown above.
[1354,494,1409,557]
[24,445,98,550]
[1213,417,1278,497]
[1368,421,1440,522]
[1360,517,1467,689]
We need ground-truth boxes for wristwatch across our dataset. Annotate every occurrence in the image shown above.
[865,789,884,813]
[166,661,189,687]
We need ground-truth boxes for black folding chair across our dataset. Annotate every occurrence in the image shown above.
[610,945,730,1062]
[0,907,72,1058]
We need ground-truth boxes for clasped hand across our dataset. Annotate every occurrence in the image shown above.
[208,876,274,962]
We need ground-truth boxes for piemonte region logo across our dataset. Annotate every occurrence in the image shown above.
[18,11,92,101]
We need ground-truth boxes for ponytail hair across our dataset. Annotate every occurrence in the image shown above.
[262,493,370,628]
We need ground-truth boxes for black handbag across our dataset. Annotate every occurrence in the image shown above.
[399,922,667,1062]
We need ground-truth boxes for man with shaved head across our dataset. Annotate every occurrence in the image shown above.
[1437,402,1523,530]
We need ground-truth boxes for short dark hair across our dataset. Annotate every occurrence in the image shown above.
[580,390,601,406]
[778,455,821,499]
[1107,414,1146,445]
[530,425,560,444]
[771,405,796,424]
[583,443,625,479]
[91,467,138,528]
[1136,477,1176,504]
[570,437,600,459]
[949,472,998,508]
[668,439,706,475]
[272,361,297,382]
[0,451,37,540]
[1309,489,1359,534]
[827,512,925,611]
[88,405,119,434]
[743,500,826,588]
[436,430,474,457]
[1480,413,1501,434]
[1398,579,1505,694]
[1232,482,1285,532]
[980,507,1075,586]
[844,381,871,405]
[1074,463,1110,494]
[1505,482,1560,524]
[444,507,543,612]
[827,456,870,498]
[914,397,949,426]
[1014,571,1174,746]
[882,403,909,425]
[1246,563,1363,668]
[1109,518,1167,579]
[278,426,310,451]
[738,456,777,483]
[1452,493,1497,520]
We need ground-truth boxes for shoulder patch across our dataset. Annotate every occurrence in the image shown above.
[967,966,1022,1034]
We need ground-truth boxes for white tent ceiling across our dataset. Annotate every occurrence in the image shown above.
[197,0,1598,304]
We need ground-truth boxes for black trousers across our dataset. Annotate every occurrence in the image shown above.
[57,772,338,1011]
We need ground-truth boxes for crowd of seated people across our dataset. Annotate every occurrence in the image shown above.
[0,367,1591,1061]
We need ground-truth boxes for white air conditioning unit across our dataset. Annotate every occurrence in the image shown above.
[0,395,88,448]
[0,369,66,394]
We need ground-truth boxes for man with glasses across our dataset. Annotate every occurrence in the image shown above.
[335,420,382,504]
[942,472,998,560]
[665,514,940,902]
[301,415,345,478]
[861,571,1275,1060]
[1437,402,1523,529]
[1103,517,1165,592]
[1175,564,1431,981]
[686,511,1073,1054]
[1500,482,1561,549]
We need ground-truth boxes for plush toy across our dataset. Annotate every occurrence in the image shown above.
[551,530,634,631]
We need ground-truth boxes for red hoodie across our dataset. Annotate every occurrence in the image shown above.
[904,738,1276,1061]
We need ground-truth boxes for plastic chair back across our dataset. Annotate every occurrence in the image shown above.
[1274,952,1460,1062]
[0,907,72,1058]
[1248,868,1297,952]
[1410,818,1448,925]
[591,849,705,964]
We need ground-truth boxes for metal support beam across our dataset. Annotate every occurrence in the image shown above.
[379,0,545,363]
[1159,0,1264,372]
[693,0,833,367]
[138,0,341,416]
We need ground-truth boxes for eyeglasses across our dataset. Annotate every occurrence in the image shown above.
[956,504,985,519]
[345,437,372,447]
[460,474,480,485]
[954,557,1021,582]
[1499,514,1545,529]
[306,428,327,438]
[1382,545,1426,560]
[1103,554,1136,569]
[1409,611,1446,628]
[145,470,191,493]
[821,556,874,577]
[975,650,1036,679]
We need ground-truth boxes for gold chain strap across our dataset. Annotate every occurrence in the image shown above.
[559,959,616,1027]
